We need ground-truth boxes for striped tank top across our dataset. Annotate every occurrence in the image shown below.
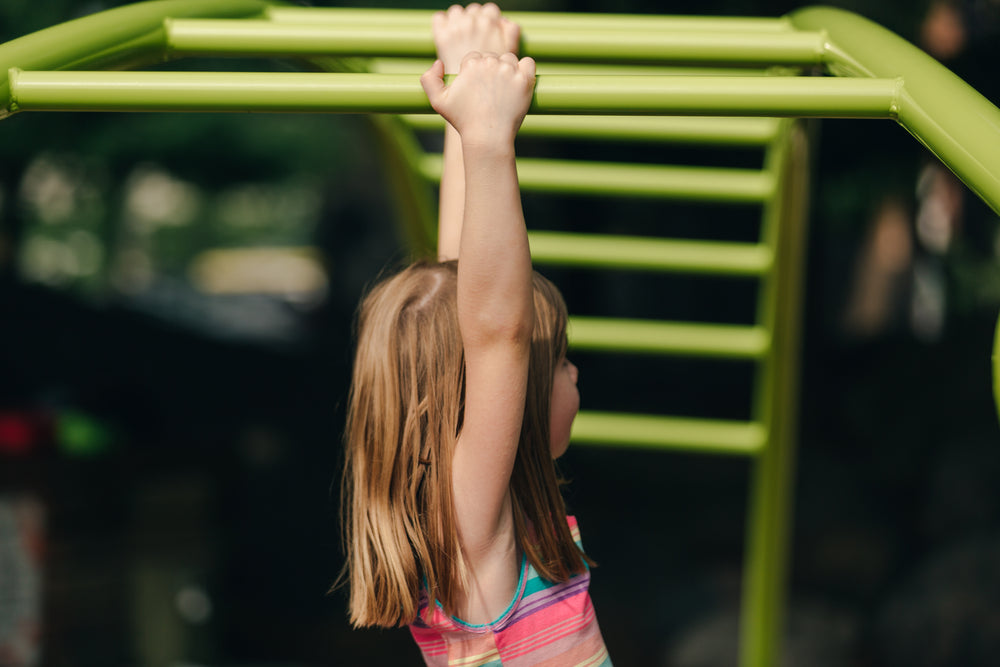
[409,516,612,666]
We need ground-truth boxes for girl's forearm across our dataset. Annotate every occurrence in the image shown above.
[437,122,464,261]
[457,139,533,343]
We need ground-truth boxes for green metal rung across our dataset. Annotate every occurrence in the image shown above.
[3,71,902,119]
[370,58,781,78]
[519,30,823,66]
[570,411,767,455]
[529,75,898,117]
[569,316,770,359]
[528,231,772,276]
[532,63,798,76]
[419,155,774,203]
[165,18,826,66]
[265,8,799,34]
[401,115,783,146]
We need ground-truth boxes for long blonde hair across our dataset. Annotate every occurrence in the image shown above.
[339,260,590,628]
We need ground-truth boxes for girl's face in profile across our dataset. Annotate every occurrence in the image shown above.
[549,357,579,459]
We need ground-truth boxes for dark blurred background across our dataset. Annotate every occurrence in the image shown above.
[2,1,1000,665]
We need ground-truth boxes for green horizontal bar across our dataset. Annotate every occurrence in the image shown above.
[570,411,767,455]
[531,75,899,117]
[5,71,900,118]
[166,18,825,65]
[266,8,796,34]
[568,316,770,358]
[369,57,777,78]
[533,63,795,77]
[166,20,428,57]
[402,115,782,145]
[421,154,772,203]
[522,31,823,66]
[528,231,773,275]
[6,70,431,113]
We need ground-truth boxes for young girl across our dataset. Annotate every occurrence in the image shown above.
[340,5,611,664]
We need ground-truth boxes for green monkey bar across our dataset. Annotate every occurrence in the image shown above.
[3,3,1000,666]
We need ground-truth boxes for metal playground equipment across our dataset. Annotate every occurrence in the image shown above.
[2,2,1000,665]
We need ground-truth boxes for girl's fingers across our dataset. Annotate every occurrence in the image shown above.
[420,59,447,105]
[501,19,521,54]
[518,56,536,78]
[460,50,483,69]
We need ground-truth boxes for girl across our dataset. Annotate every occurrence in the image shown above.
[340,5,611,664]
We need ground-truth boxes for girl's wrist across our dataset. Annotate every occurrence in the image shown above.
[460,140,517,163]
[460,130,518,154]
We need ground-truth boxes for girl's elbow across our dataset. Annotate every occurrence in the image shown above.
[464,309,533,349]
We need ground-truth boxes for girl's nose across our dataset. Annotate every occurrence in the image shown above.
[568,361,578,383]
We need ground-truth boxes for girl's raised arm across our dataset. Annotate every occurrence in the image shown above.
[421,51,536,621]
[432,4,520,261]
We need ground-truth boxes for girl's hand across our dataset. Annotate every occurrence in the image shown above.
[421,52,536,146]
[433,3,520,74]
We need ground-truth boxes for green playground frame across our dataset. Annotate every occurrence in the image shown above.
[2,2,999,666]
[2,2,1000,212]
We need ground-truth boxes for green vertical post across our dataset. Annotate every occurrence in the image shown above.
[993,314,1000,423]
[740,120,811,667]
